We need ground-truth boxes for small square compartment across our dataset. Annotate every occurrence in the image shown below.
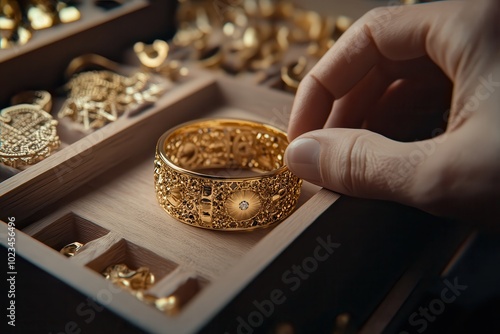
[162,277,202,315]
[85,239,177,282]
[31,212,109,251]
[147,266,212,314]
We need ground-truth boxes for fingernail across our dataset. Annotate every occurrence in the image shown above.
[285,138,322,184]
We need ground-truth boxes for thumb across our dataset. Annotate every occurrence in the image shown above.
[284,128,426,204]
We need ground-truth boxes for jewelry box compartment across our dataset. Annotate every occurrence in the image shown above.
[2,76,339,333]
[0,0,176,103]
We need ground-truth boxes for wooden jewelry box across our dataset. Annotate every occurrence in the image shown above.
[0,1,335,330]
[0,1,474,333]
[2,70,340,332]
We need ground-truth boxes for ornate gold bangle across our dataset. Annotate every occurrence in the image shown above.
[154,119,302,231]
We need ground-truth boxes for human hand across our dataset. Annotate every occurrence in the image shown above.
[284,0,500,224]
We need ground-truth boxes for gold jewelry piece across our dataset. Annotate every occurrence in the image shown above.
[59,241,84,257]
[64,53,122,78]
[0,0,32,49]
[167,0,359,92]
[136,278,200,316]
[102,264,176,312]
[58,55,166,130]
[0,0,81,48]
[11,90,52,113]
[0,97,60,168]
[27,0,57,30]
[102,264,155,291]
[134,40,190,80]
[154,295,180,315]
[154,119,302,231]
[0,0,79,48]
[290,10,322,43]
[0,0,21,43]
[102,263,190,316]
[281,56,308,93]
[136,292,181,316]
[57,2,81,24]
[135,40,169,69]
[26,0,81,29]
[197,45,222,69]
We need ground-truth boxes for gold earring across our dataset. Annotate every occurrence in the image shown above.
[281,56,308,93]
[134,40,190,80]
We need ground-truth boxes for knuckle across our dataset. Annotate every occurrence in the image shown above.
[328,130,373,195]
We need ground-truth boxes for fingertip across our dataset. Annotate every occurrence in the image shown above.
[285,137,322,184]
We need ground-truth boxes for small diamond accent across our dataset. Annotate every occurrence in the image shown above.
[239,201,250,211]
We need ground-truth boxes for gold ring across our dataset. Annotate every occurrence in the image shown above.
[281,57,308,93]
[154,119,302,231]
[59,242,84,257]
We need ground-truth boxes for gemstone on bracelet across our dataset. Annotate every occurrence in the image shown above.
[239,201,249,211]
[226,190,261,221]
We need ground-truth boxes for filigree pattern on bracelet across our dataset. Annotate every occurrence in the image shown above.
[154,119,302,231]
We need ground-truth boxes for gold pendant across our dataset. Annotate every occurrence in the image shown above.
[0,103,60,168]
[102,264,155,291]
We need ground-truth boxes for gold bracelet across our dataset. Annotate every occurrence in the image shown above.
[154,119,302,231]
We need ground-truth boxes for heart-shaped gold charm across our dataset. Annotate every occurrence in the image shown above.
[0,104,60,168]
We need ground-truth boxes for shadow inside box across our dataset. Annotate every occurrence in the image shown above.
[31,212,110,251]
[386,230,500,334]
